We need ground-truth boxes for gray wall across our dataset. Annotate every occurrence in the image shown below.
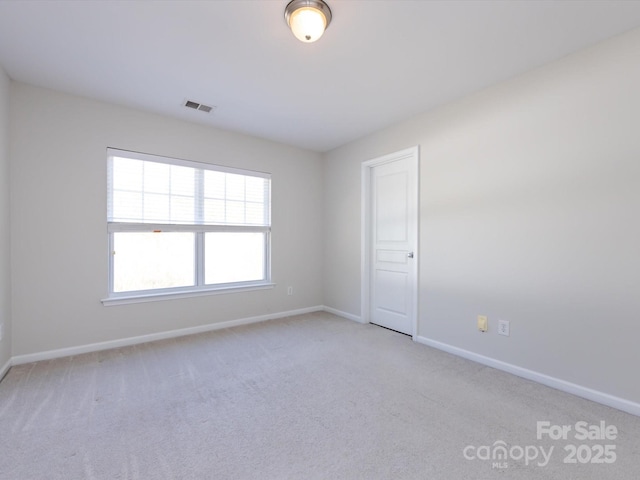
[0,67,10,369]
[9,83,324,356]
[324,28,640,404]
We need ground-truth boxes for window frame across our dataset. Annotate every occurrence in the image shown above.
[102,148,273,306]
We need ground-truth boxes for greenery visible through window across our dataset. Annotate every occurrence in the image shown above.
[106,148,271,299]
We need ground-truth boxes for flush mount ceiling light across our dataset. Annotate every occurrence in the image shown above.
[284,0,332,43]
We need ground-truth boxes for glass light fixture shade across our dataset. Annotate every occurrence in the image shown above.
[285,0,332,43]
[290,7,327,42]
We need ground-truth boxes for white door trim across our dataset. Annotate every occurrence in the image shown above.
[361,146,419,338]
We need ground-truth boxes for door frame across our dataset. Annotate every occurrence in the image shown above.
[361,145,419,338]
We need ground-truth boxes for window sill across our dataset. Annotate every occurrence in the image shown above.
[101,283,276,306]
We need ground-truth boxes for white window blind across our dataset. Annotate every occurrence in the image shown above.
[107,149,270,227]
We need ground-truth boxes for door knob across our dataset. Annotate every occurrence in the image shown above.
[407,252,414,258]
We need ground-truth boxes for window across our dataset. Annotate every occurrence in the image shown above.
[105,148,271,303]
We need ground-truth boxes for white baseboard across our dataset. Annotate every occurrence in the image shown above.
[415,335,640,418]
[11,305,324,366]
[0,358,11,382]
[322,306,364,324]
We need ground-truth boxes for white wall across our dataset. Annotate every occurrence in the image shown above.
[9,83,324,356]
[0,66,10,369]
[324,28,640,404]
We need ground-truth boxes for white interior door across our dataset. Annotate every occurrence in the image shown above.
[363,147,418,336]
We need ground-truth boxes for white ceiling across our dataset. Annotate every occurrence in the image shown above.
[1,1,640,152]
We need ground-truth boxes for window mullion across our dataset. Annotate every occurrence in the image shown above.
[195,231,204,287]
[195,169,205,286]
[108,232,115,294]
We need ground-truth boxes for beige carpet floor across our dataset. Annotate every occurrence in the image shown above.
[1,312,639,479]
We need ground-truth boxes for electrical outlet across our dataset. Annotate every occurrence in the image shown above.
[498,319,510,337]
[477,315,488,333]
[287,286,293,296]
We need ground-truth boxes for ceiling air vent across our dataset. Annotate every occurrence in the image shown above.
[184,100,216,113]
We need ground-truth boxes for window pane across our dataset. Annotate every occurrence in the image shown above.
[143,193,170,222]
[245,202,265,225]
[204,170,225,199]
[203,199,224,224]
[171,196,194,223]
[113,232,194,292]
[245,176,265,203]
[201,170,269,226]
[109,157,196,224]
[226,200,245,224]
[225,174,245,201]
[171,165,195,196]
[205,232,265,285]
[144,162,170,194]
[113,191,142,221]
[112,157,143,191]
